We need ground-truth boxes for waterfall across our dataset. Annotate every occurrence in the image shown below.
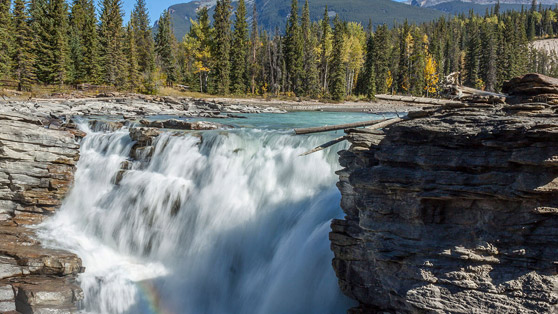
[37,118,358,314]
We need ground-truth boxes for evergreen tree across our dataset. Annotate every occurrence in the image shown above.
[301,0,319,97]
[125,21,140,90]
[31,0,70,85]
[397,21,411,93]
[249,3,259,94]
[361,31,376,99]
[230,0,248,94]
[155,9,177,86]
[12,0,35,91]
[131,0,155,75]
[99,0,125,87]
[0,0,13,78]
[410,31,427,95]
[320,6,331,94]
[480,22,497,91]
[284,0,303,95]
[329,15,345,101]
[212,0,232,94]
[374,24,390,94]
[465,20,481,87]
[69,0,100,83]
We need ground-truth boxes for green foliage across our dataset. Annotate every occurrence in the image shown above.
[284,0,303,95]
[212,0,232,94]
[31,0,70,85]
[12,0,35,91]
[329,15,345,101]
[155,9,178,86]
[301,0,319,97]
[99,0,125,87]
[125,21,140,91]
[230,0,249,94]
[132,0,155,75]
[359,31,376,99]
[0,0,13,78]
[69,0,100,84]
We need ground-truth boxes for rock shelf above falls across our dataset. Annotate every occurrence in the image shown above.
[332,74,558,313]
[0,111,84,313]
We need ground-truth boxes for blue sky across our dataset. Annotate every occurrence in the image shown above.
[121,0,185,24]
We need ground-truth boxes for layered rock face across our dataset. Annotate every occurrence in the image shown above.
[332,95,558,312]
[0,111,84,313]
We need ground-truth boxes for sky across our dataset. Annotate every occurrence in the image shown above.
[121,0,187,24]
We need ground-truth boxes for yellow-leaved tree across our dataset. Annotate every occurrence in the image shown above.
[424,55,438,97]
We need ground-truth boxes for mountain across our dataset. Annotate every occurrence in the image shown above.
[164,0,445,41]
[411,0,557,8]
[427,1,553,14]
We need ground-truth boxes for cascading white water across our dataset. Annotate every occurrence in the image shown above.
[37,118,358,314]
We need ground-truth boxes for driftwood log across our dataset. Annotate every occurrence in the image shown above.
[294,118,389,135]
[299,117,405,156]
[299,136,347,156]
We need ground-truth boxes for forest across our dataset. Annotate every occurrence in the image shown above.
[0,0,558,100]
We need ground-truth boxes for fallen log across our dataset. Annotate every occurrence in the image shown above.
[294,118,389,135]
[299,117,406,156]
[299,136,347,156]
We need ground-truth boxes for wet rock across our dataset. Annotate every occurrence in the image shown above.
[129,127,160,146]
[88,120,125,132]
[139,119,224,130]
[332,101,558,313]
[12,276,83,314]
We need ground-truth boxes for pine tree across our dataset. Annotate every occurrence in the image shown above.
[0,0,13,78]
[249,3,259,94]
[69,0,100,83]
[397,21,411,94]
[301,0,319,97]
[31,0,70,85]
[230,0,248,94]
[284,0,303,95]
[155,9,177,86]
[465,20,481,87]
[361,31,376,99]
[329,15,345,101]
[125,21,140,90]
[12,0,35,91]
[50,0,70,85]
[212,0,232,94]
[320,6,331,94]
[374,24,389,94]
[99,0,125,87]
[480,22,497,91]
[131,0,155,75]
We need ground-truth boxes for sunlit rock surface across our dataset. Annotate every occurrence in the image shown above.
[0,111,83,313]
[332,100,558,313]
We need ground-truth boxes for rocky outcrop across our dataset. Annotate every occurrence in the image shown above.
[139,119,226,130]
[0,95,285,119]
[331,100,558,313]
[0,111,84,313]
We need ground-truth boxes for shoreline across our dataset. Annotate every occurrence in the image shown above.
[1,92,448,115]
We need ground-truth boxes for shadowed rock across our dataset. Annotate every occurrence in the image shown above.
[332,101,558,313]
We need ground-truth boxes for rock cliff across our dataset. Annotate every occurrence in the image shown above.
[331,75,558,313]
[0,111,84,313]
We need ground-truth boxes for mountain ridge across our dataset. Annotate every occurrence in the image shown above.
[164,0,446,41]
